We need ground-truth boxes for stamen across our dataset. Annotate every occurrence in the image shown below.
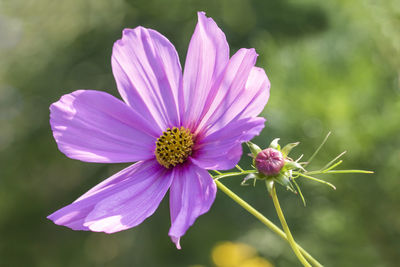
[155,126,194,168]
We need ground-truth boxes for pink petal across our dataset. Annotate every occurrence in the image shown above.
[239,67,270,119]
[47,160,173,233]
[112,26,182,129]
[197,49,270,136]
[50,90,158,163]
[191,117,265,170]
[168,162,217,249]
[181,11,229,129]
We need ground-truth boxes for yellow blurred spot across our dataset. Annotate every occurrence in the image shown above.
[211,242,273,267]
[241,257,274,267]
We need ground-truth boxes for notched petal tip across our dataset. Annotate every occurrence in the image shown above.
[46,213,56,223]
[114,27,148,50]
[247,48,258,61]
[197,11,205,18]
[47,209,89,231]
[197,11,210,22]
[196,11,220,29]
[170,235,182,250]
[122,27,133,36]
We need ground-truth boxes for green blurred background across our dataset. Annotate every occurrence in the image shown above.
[0,0,399,266]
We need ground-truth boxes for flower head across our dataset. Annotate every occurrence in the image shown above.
[48,12,270,248]
[255,148,285,176]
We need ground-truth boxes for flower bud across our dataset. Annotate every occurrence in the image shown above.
[255,148,285,176]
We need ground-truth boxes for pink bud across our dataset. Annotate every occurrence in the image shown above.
[255,148,285,176]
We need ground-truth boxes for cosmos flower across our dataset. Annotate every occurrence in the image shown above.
[48,12,270,249]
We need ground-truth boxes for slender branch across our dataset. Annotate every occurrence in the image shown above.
[321,160,343,173]
[305,169,374,176]
[271,185,311,267]
[293,172,336,190]
[236,164,245,172]
[304,132,331,167]
[212,170,257,180]
[320,170,374,174]
[292,179,306,206]
[320,151,346,171]
[215,180,323,267]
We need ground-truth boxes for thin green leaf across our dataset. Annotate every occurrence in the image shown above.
[294,171,336,190]
[322,160,343,173]
[292,179,306,206]
[212,170,258,180]
[305,131,331,167]
[285,160,305,171]
[282,142,300,157]
[320,151,347,171]
[323,170,374,174]
[295,154,304,162]
[236,165,245,172]
[286,182,297,193]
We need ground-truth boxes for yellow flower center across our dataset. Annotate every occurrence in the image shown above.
[155,127,194,168]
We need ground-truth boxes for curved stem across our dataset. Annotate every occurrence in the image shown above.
[271,184,312,267]
[213,170,257,180]
[235,164,245,172]
[215,180,322,267]
[293,172,336,190]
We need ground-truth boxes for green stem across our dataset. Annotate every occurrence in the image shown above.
[213,170,223,175]
[212,170,257,180]
[305,131,331,167]
[236,164,245,172]
[293,172,336,190]
[320,151,346,171]
[271,185,312,267]
[305,169,374,175]
[215,180,323,267]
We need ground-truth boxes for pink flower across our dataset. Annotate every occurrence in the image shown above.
[48,12,270,249]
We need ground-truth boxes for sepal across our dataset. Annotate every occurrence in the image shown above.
[269,138,280,150]
[246,142,262,158]
[281,142,299,158]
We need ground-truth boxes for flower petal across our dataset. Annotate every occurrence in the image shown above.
[192,117,266,170]
[168,162,217,249]
[197,49,270,135]
[238,67,270,119]
[182,11,229,129]
[47,160,173,233]
[50,90,158,163]
[112,26,182,129]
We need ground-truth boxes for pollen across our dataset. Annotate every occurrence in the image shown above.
[155,126,194,168]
